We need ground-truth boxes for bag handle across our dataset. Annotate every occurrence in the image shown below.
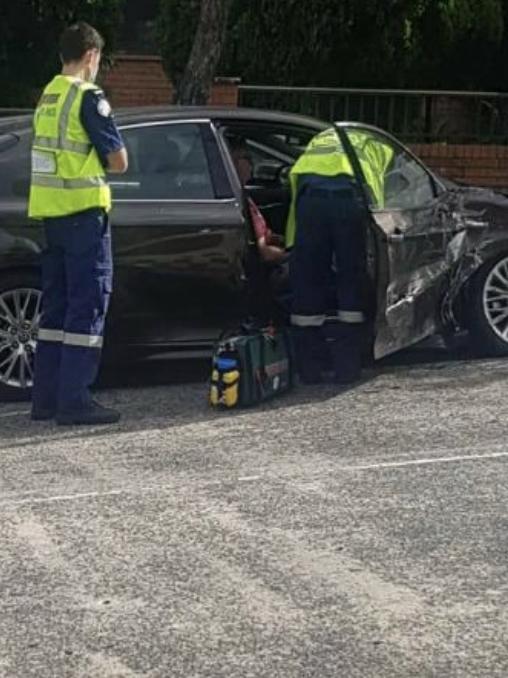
[217,319,264,344]
[256,326,278,396]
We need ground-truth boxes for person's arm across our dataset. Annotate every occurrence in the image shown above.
[257,236,288,263]
[80,90,128,174]
[247,197,287,263]
[106,147,128,174]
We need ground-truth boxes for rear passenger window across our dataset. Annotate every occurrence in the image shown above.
[0,131,31,199]
[112,123,215,200]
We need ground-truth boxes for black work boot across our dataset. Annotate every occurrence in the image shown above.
[292,326,330,384]
[56,400,121,426]
[31,406,56,422]
[325,322,363,384]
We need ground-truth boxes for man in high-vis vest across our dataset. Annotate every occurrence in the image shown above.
[286,127,390,384]
[29,22,128,425]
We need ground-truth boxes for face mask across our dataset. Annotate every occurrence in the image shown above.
[87,64,98,83]
[86,51,100,83]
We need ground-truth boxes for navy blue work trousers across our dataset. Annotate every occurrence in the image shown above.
[32,208,113,414]
[290,174,367,382]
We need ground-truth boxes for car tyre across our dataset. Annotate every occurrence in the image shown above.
[0,271,41,402]
[467,253,508,357]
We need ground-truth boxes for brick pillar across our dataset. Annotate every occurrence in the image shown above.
[209,77,241,107]
[101,55,173,107]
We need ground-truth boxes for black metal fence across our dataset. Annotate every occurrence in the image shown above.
[238,85,508,144]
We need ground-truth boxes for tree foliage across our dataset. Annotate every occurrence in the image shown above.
[0,0,124,107]
[3,0,508,107]
[406,0,504,88]
[158,0,507,91]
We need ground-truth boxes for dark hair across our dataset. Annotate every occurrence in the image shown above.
[228,135,250,155]
[59,22,104,63]
[227,134,242,147]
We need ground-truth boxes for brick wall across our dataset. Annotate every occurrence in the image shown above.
[100,54,239,108]
[410,143,508,191]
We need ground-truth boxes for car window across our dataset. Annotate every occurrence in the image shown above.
[225,125,316,187]
[113,122,215,200]
[246,140,290,184]
[0,131,31,199]
[344,127,435,210]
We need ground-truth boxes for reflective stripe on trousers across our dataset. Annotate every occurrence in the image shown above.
[291,310,366,327]
[38,328,104,348]
[290,314,325,327]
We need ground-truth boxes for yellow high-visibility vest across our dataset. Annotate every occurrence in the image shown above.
[285,127,393,247]
[285,128,354,248]
[28,75,111,219]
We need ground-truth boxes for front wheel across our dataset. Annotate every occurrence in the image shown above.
[0,272,42,401]
[467,253,508,356]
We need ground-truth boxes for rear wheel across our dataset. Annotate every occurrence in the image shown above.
[467,253,508,356]
[0,272,41,401]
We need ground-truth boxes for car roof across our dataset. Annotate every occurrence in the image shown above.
[113,106,328,129]
[0,107,404,141]
[0,106,329,130]
[0,115,33,134]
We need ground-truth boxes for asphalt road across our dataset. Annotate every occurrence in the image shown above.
[1,347,508,678]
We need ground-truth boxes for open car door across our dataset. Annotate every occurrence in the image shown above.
[338,124,468,359]
[218,123,317,236]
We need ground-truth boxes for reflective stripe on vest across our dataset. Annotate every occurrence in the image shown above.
[34,135,92,155]
[38,93,60,105]
[31,176,107,189]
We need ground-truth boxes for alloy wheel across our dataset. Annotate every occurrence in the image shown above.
[482,256,508,344]
[0,288,41,389]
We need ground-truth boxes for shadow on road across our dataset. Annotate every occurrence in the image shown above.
[97,333,475,391]
[0,333,498,446]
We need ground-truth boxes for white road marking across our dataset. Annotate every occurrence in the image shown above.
[0,410,30,419]
[1,448,508,509]
[0,489,125,507]
[0,480,224,508]
[343,449,508,472]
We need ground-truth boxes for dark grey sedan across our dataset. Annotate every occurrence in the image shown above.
[1,106,508,400]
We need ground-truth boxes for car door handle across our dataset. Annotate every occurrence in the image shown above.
[388,232,405,243]
[199,228,212,234]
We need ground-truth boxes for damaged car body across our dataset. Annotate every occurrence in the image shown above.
[1,107,508,399]
[336,122,508,359]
